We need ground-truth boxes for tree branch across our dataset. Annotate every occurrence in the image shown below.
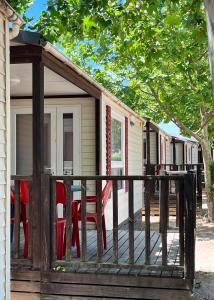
[146,83,203,143]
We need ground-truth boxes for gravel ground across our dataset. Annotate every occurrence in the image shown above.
[120,194,214,300]
[193,212,214,300]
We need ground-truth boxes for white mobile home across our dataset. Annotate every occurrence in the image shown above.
[143,119,172,169]
[10,31,145,230]
[171,135,199,166]
[0,2,22,300]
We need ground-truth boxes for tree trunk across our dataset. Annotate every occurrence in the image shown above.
[201,125,214,221]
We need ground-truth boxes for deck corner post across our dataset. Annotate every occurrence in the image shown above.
[41,174,51,276]
[184,171,196,283]
[32,58,45,269]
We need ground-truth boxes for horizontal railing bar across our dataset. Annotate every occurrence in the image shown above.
[11,175,32,180]
[52,261,184,272]
[145,163,203,166]
[50,175,185,181]
[11,258,33,266]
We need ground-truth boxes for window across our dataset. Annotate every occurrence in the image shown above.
[111,116,124,189]
[63,113,73,175]
[111,118,122,161]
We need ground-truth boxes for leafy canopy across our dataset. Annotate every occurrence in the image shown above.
[11,0,214,141]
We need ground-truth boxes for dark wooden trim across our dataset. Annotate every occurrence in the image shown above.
[32,58,45,269]
[95,98,100,175]
[11,94,91,100]
[42,50,101,99]
[10,45,43,63]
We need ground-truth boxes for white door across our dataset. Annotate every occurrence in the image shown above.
[11,105,81,176]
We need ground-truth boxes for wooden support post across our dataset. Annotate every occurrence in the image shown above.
[128,179,134,264]
[50,179,57,263]
[145,178,151,265]
[81,179,87,262]
[41,174,51,274]
[112,180,118,264]
[146,119,151,175]
[65,179,72,261]
[96,179,103,263]
[184,172,196,281]
[160,178,169,266]
[32,59,44,269]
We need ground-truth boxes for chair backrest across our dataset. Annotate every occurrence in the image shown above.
[20,180,29,204]
[101,180,112,211]
[56,181,67,205]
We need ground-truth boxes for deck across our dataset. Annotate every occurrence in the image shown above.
[11,174,196,299]
[61,229,182,277]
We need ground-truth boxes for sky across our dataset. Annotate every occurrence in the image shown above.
[25,1,181,136]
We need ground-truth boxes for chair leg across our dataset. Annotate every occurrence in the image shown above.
[102,215,107,250]
[23,222,28,258]
[56,221,64,260]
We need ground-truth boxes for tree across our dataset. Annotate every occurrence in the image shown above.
[12,1,214,219]
[9,0,33,23]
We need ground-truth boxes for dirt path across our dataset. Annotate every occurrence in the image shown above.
[194,215,214,300]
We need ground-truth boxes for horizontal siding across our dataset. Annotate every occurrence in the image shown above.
[0,14,6,300]
[150,132,157,164]
[102,94,144,229]
[192,145,198,164]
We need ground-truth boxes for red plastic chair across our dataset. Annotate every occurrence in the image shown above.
[73,181,112,251]
[11,180,29,258]
[55,181,80,259]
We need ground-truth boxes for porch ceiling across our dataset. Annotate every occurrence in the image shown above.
[10,63,87,97]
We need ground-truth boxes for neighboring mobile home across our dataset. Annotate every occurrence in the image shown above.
[0,2,22,300]
[171,135,199,166]
[10,31,145,230]
[143,118,172,168]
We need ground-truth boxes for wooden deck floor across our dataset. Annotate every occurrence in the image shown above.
[13,227,183,278]
[61,229,183,278]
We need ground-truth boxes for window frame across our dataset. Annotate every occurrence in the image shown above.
[111,111,125,191]
[111,111,125,169]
